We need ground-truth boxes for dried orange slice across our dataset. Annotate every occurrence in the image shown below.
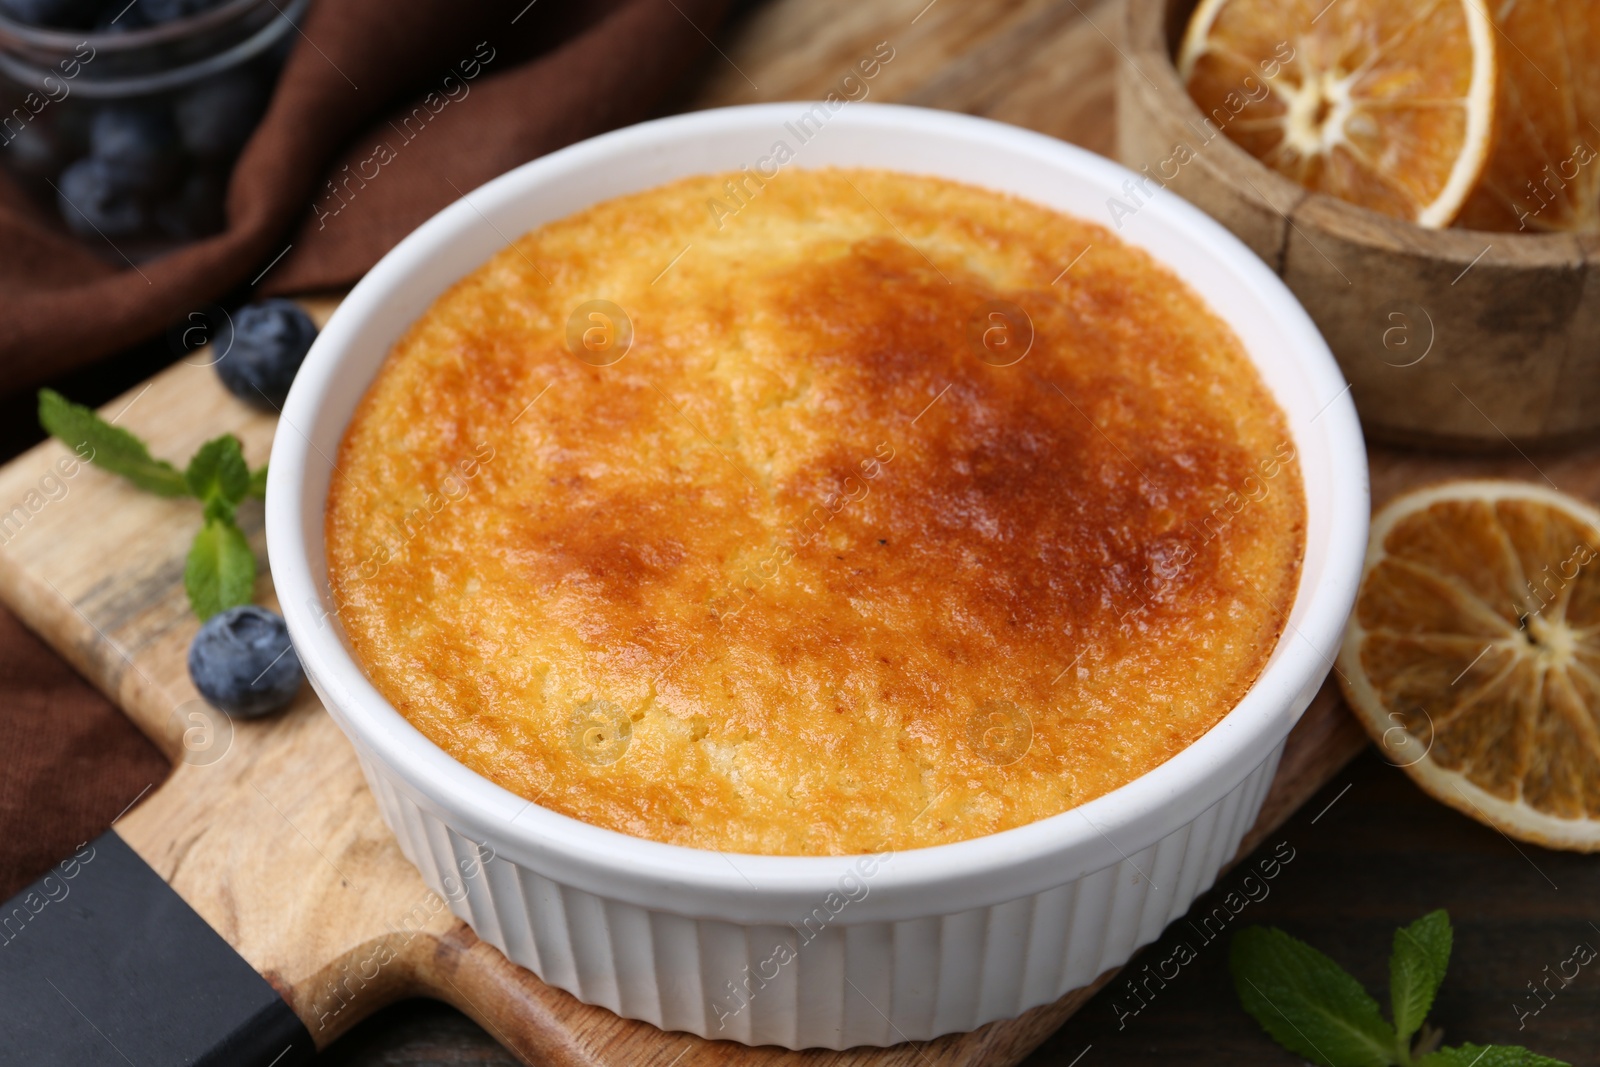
[1338,481,1600,852]
[1456,0,1600,233]
[1177,0,1497,227]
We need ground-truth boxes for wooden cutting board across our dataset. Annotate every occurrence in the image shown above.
[0,352,1366,1066]
[0,0,1387,1063]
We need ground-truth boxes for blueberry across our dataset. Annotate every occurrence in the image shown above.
[0,0,103,29]
[214,299,317,408]
[56,156,149,238]
[174,70,267,160]
[89,104,180,194]
[156,168,226,239]
[135,0,225,23]
[188,606,304,717]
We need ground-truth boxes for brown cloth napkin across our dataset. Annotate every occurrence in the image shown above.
[0,0,731,898]
[0,607,169,899]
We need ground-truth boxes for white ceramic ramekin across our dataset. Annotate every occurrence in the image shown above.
[268,103,1368,1050]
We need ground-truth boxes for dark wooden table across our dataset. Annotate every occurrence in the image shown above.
[257,0,1600,1060]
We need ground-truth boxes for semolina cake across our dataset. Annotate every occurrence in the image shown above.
[325,168,1305,856]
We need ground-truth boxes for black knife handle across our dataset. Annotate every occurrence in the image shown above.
[0,830,315,1066]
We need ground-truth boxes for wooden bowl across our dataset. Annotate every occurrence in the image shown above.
[1118,0,1600,452]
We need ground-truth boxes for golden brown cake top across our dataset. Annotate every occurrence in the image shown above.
[326,168,1305,856]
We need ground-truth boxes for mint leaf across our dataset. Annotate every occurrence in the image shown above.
[1420,1043,1571,1067]
[185,519,255,620]
[39,389,188,497]
[1391,910,1452,1045]
[1231,926,1398,1067]
[41,391,266,620]
[247,464,268,501]
[185,435,251,522]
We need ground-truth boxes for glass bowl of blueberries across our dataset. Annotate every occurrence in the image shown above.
[0,0,307,256]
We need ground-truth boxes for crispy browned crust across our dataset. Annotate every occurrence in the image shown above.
[325,169,1305,855]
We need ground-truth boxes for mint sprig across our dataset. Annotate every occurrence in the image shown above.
[39,388,188,497]
[185,433,252,524]
[1418,1045,1570,1067]
[1391,910,1451,1046]
[1232,925,1394,1067]
[1231,911,1569,1067]
[185,518,256,621]
[39,389,266,620]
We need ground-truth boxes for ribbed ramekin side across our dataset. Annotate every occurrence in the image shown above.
[795,914,848,1044]
[962,741,1288,1023]
[558,880,622,1009]
[600,895,661,1023]
[1097,849,1160,975]
[1211,738,1286,883]
[491,859,543,976]
[974,892,1040,1026]
[354,749,426,875]
[351,735,1287,1048]
[843,920,899,1045]
[1017,879,1078,1008]
[932,905,988,1033]
[1246,739,1287,839]
[650,909,707,1035]
[444,822,503,948]
[890,913,945,1038]
[698,916,758,1042]
[1059,861,1115,994]
[1133,832,1184,947]
[1167,795,1224,925]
